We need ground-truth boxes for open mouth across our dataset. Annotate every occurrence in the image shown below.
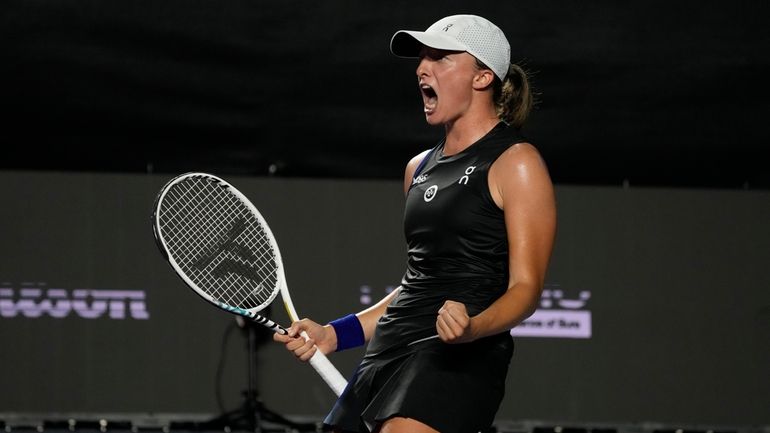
[420,84,437,113]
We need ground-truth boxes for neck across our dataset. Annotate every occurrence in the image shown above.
[442,111,500,156]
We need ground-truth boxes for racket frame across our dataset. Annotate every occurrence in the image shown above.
[152,172,347,395]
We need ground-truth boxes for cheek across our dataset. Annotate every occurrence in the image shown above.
[440,76,474,104]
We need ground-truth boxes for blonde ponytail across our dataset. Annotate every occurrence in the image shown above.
[499,64,533,128]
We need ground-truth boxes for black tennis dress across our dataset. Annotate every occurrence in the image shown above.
[324,122,524,433]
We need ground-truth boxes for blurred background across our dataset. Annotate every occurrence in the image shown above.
[3,0,769,188]
[1,1,769,432]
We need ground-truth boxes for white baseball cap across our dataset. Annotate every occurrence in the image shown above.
[390,14,511,81]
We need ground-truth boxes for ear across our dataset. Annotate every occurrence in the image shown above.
[472,69,495,90]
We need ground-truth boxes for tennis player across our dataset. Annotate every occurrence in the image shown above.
[275,14,556,433]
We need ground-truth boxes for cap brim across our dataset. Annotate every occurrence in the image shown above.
[390,30,468,57]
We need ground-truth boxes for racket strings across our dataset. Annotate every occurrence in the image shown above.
[159,177,279,310]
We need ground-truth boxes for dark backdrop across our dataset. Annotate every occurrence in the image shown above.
[1,171,768,426]
[2,0,769,427]
[2,1,769,188]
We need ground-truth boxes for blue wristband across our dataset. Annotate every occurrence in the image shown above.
[329,314,365,352]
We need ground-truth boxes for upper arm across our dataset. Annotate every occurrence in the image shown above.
[403,149,433,195]
[489,143,557,291]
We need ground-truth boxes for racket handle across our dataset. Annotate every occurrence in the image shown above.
[216,302,289,335]
[300,331,348,396]
[251,312,348,395]
[251,314,288,335]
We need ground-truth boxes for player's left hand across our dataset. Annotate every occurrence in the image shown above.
[436,300,476,344]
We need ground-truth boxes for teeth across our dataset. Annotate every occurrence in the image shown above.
[425,103,437,111]
[424,96,437,113]
[420,83,437,113]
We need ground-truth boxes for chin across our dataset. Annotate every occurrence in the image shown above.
[424,113,443,126]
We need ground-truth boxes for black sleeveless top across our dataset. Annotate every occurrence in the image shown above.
[366,122,525,358]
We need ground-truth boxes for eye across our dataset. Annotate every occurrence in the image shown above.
[418,47,447,62]
[434,51,451,61]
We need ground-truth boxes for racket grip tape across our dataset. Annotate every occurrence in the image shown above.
[301,331,348,396]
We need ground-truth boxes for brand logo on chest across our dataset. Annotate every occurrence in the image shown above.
[412,173,428,185]
[458,166,476,185]
[423,185,438,202]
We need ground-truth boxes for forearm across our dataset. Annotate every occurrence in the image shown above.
[470,282,541,340]
[355,286,400,341]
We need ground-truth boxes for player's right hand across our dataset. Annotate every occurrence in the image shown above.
[273,318,337,361]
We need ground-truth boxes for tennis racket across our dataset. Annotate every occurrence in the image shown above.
[152,172,348,396]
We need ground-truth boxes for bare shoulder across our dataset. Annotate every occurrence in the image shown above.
[495,142,547,170]
[403,149,433,194]
[490,142,550,180]
[489,142,553,208]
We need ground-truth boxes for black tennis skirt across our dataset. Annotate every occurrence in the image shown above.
[323,333,514,433]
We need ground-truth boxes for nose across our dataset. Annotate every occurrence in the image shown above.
[416,57,430,79]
